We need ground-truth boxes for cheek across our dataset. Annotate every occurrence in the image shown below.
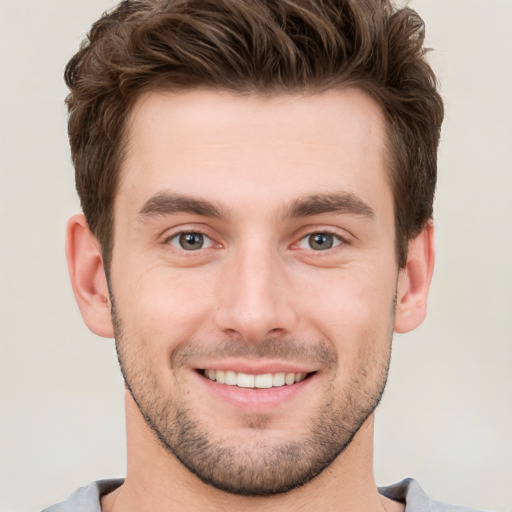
[113,265,216,346]
[301,266,396,351]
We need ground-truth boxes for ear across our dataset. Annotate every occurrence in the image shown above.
[66,214,115,338]
[394,221,435,334]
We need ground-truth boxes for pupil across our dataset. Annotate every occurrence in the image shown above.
[310,233,333,250]
[179,233,204,250]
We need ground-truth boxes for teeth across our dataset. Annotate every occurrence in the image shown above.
[272,372,285,387]
[225,370,237,385]
[255,374,273,388]
[203,370,308,388]
[237,373,255,388]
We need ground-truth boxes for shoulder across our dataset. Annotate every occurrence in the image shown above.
[41,479,124,512]
[379,478,489,512]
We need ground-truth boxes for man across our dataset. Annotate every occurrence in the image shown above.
[43,0,481,510]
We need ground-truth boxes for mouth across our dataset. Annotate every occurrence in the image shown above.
[199,369,313,389]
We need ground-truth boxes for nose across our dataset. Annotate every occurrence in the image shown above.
[214,241,298,342]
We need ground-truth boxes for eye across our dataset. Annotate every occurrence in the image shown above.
[167,232,214,251]
[297,232,344,251]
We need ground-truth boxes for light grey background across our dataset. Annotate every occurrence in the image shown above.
[0,1,511,511]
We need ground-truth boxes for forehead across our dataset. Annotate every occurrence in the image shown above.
[119,87,391,217]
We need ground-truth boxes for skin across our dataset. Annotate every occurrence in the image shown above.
[67,88,434,512]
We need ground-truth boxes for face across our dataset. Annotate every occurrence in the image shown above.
[109,88,398,495]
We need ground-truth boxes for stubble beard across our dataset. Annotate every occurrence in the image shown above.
[111,300,394,497]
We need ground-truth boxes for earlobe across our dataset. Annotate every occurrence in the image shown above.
[65,214,115,338]
[394,221,435,334]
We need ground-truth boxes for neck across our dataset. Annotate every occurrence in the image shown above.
[102,390,400,512]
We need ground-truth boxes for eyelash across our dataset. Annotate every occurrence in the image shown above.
[295,230,347,252]
[163,228,347,254]
[164,230,216,251]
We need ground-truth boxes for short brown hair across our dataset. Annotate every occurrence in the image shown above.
[65,0,443,268]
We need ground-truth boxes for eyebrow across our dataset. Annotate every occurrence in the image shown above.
[136,190,375,223]
[137,191,229,221]
[284,192,375,219]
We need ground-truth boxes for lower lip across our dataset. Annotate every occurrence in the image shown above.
[194,371,315,412]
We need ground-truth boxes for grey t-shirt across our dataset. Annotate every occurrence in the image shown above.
[42,478,485,512]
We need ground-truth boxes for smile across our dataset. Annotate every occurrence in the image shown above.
[201,369,309,389]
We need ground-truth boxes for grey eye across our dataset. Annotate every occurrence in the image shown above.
[169,232,211,251]
[308,233,334,250]
[297,232,343,251]
[180,233,204,250]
